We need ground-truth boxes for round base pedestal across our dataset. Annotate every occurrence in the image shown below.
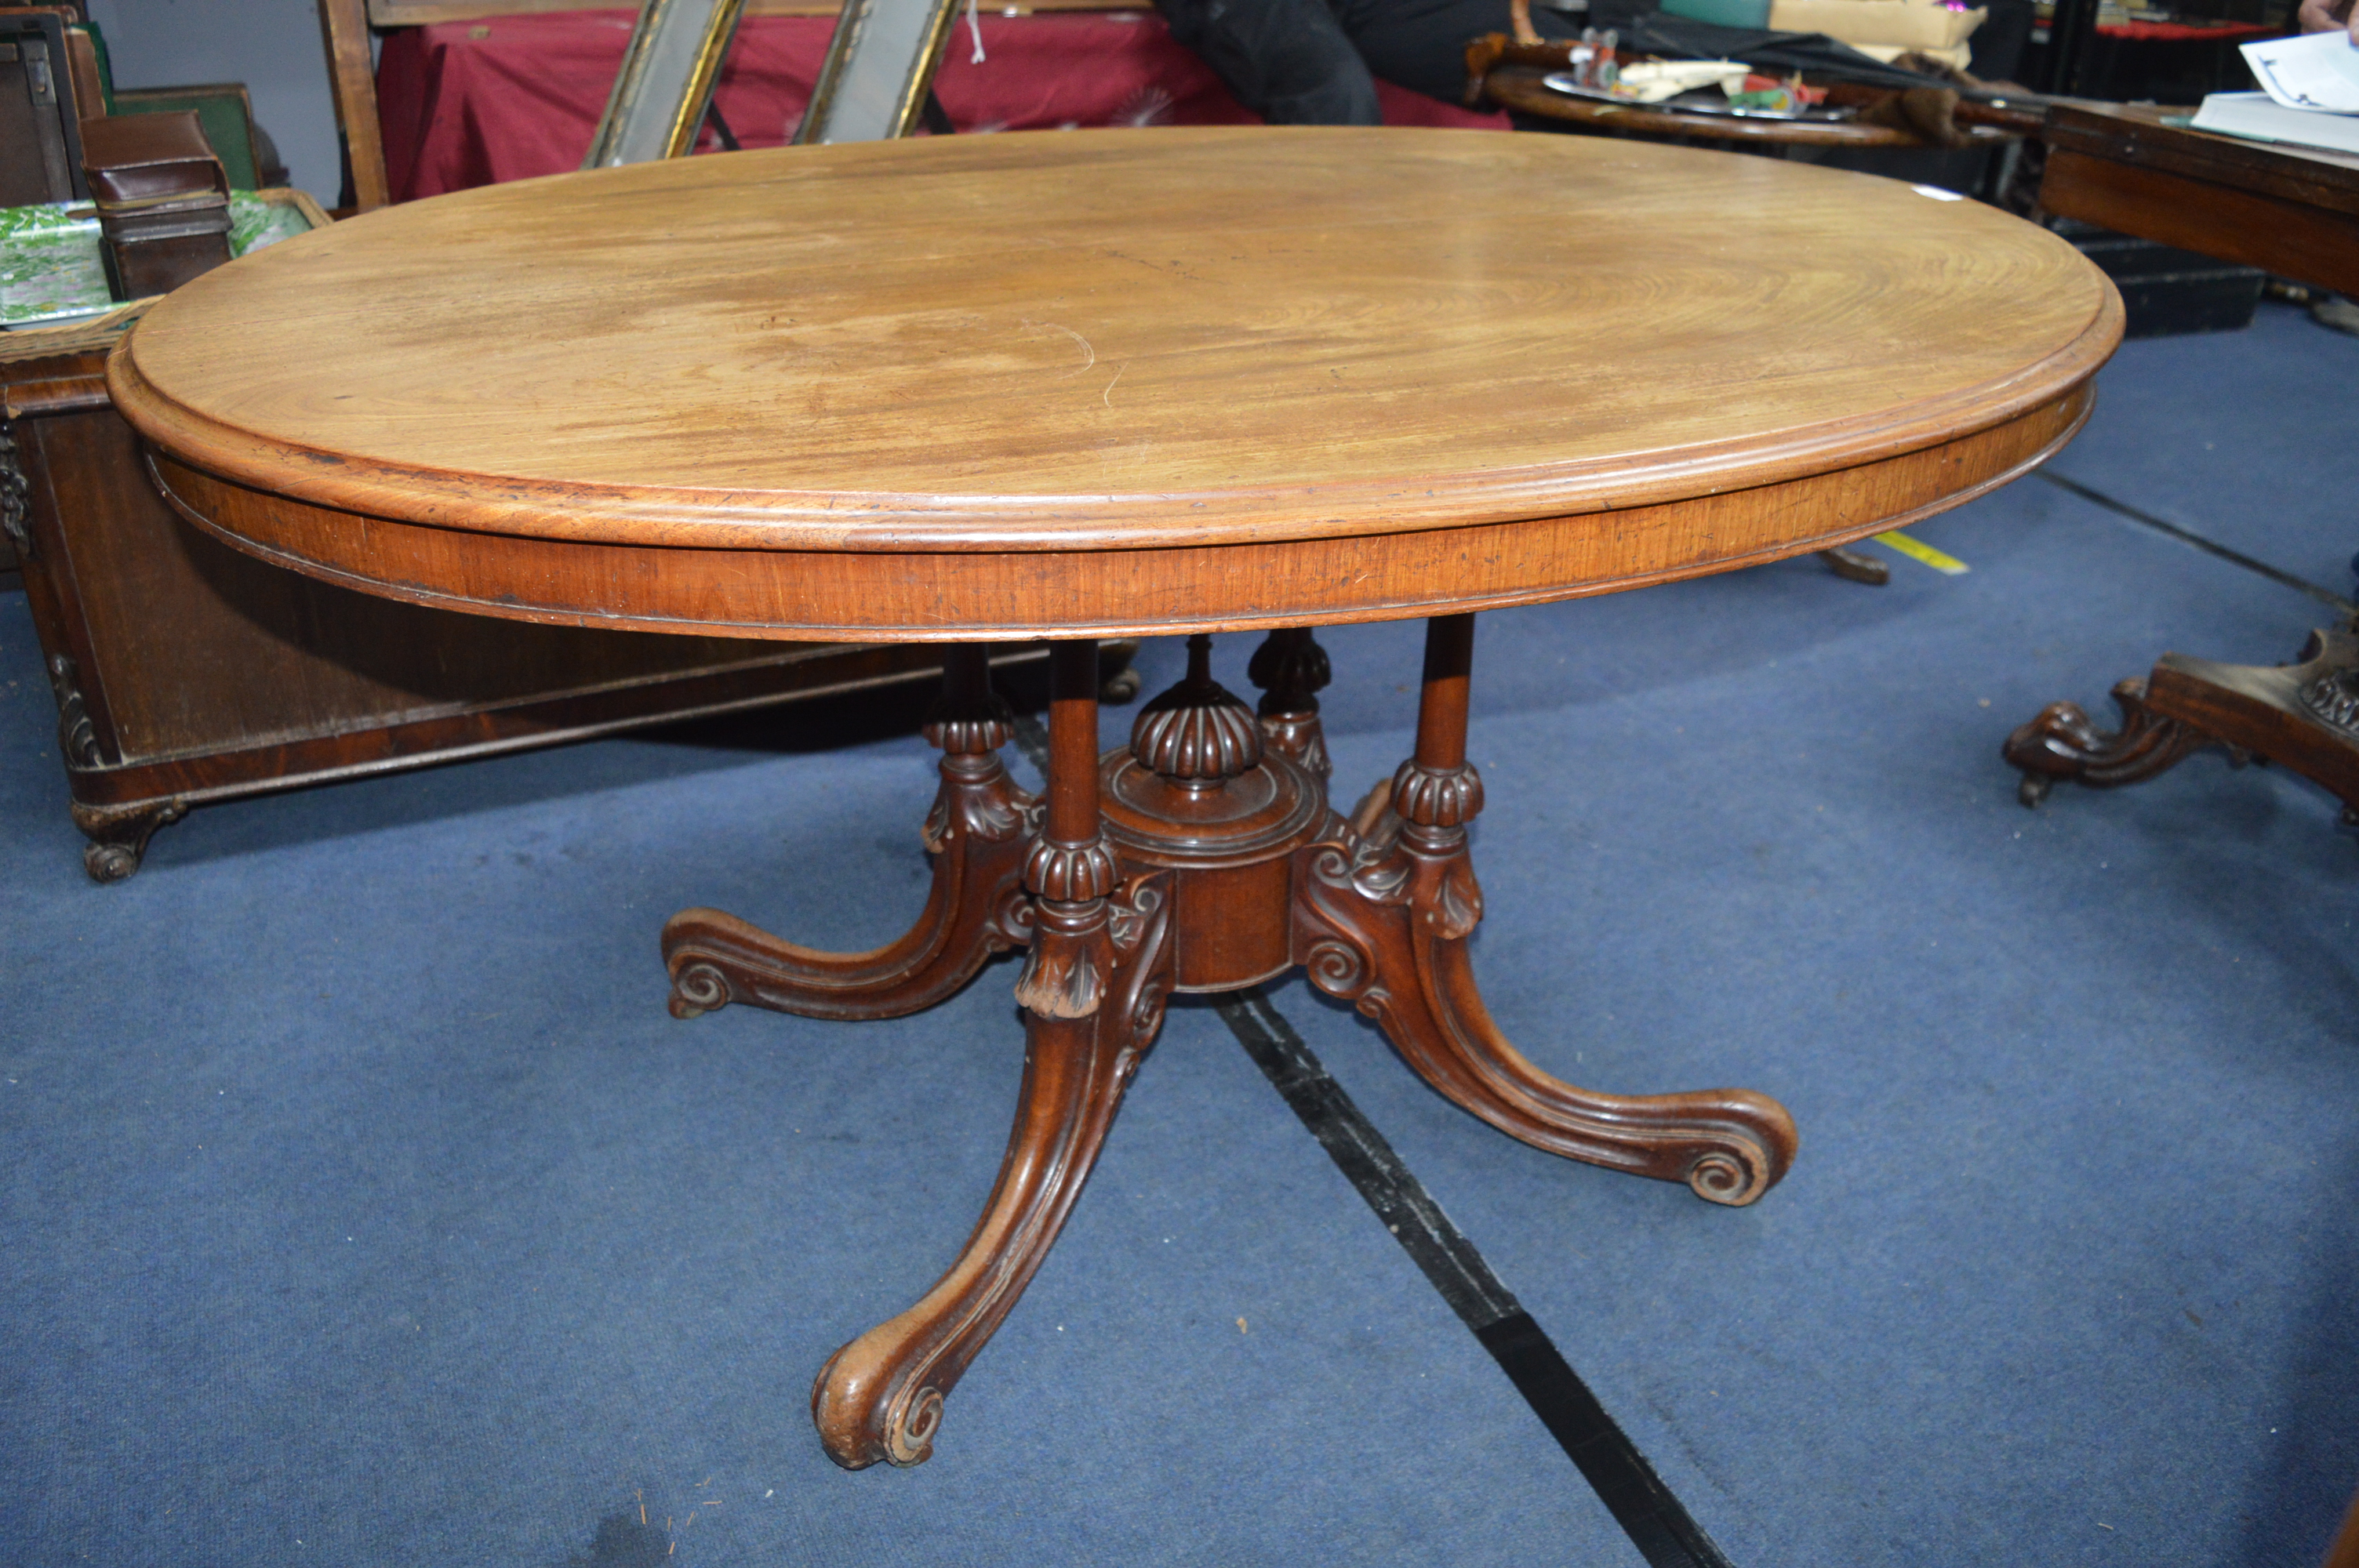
[1096,746,1327,993]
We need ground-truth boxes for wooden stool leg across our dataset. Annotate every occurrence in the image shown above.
[1293,614,1799,1206]
[812,643,1175,1468]
[662,644,1036,1022]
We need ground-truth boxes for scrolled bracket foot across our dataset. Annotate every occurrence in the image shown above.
[71,797,188,884]
[662,653,1037,1022]
[2002,677,2220,805]
[1294,796,1797,1207]
[811,872,1173,1468]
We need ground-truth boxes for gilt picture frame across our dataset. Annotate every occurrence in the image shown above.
[582,0,748,168]
[793,0,961,144]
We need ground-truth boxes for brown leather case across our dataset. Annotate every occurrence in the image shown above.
[80,110,232,299]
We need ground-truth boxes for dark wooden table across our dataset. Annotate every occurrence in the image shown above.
[1485,61,2023,151]
[2005,102,2359,818]
[108,126,2119,1470]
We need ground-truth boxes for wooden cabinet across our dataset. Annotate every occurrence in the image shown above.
[3,317,1104,880]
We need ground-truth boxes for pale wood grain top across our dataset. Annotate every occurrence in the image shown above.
[113,127,2118,554]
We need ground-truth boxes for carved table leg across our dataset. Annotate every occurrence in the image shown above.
[1292,614,1799,1206]
[663,644,1036,1021]
[812,643,1175,1468]
[1248,626,1332,782]
[71,797,189,884]
[2003,676,2223,808]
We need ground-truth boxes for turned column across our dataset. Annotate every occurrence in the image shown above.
[1247,626,1332,782]
[812,641,1174,1468]
[1014,642,1125,1018]
[1393,612,1485,846]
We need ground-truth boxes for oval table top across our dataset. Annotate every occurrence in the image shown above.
[112,126,2120,641]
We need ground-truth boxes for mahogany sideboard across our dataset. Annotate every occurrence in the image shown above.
[2,310,1129,880]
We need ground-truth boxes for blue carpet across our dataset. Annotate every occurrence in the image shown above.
[3,302,2355,1566]
[2044,299,2359,600]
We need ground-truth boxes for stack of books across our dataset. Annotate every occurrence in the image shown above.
[2190,31,2359,154]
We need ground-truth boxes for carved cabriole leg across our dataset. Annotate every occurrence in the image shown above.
[812,643,1176,1469]
[2003,676,2226,808]
[662,645,1036,1021]
[71,797,188,884]
[1292,614,1800,1206]
[1247,626,1332,782]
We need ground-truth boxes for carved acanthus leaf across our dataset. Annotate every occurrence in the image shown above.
[1422,855,1484,941]
[921,766,1030,855]
[2298,667,2359,735]
[0,422,31,562]
[1106,877,1165,954]
[1012,929,1107,1019]
[47,654,100,768]
[1258,712,1331,780]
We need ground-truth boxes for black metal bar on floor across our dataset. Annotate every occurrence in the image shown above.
[2036,469,2356,614]
[1006,710,1735,1568]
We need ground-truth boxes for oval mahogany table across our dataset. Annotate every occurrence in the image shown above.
[108,125,2121,1472]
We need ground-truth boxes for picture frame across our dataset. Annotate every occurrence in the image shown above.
[794,0,961,143]
[582,0,748,169]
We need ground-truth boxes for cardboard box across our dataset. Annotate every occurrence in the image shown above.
[1765,0,1986,48]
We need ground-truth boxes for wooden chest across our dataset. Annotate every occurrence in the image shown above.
[3,313,1089,880]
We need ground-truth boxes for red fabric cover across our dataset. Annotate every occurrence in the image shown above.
[2090,18,2275,38]
[377,9,1507,201]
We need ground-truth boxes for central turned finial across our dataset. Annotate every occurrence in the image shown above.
[1129,634,1263,790]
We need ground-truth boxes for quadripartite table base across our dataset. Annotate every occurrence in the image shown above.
[661,616,1800,1470]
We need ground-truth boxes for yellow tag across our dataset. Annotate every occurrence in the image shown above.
[1873,530,1969,575]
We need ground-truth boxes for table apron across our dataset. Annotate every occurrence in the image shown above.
[144,385,2090,644]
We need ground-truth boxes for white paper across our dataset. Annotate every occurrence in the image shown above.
[2239,29,2359,114]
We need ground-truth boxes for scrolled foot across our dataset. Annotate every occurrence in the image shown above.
[661,648,1036,1022]
[71,797,188,884]
[809,873,1173,1469]
[1295,795,1797,1207]
[2002,677,2215,804]
[667,960,731,1020]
